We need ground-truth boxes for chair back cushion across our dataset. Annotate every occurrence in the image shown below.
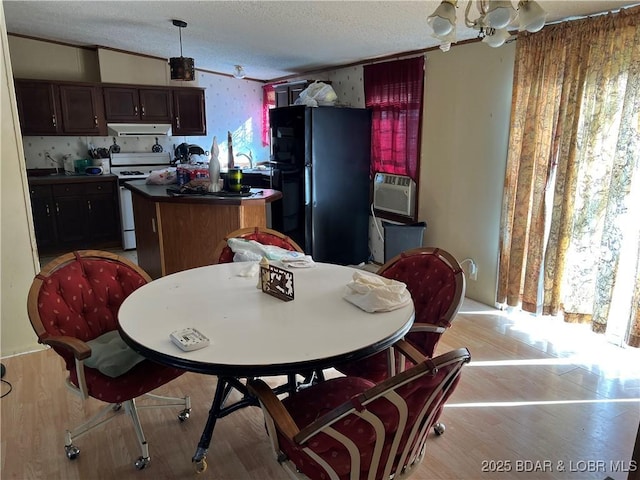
[381,251,459,356]
[36,254,147,369]
[280,351,468,480]
[335,248,464,383]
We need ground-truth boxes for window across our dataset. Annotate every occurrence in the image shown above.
[364,56,424,181]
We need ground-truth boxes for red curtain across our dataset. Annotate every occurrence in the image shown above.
[262,84,276,146]
[364,57,424,180]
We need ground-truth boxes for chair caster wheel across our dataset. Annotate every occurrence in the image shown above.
[194,458,207,473]
[135,456,150,470]
[65,444,80,460]
[112,403,122,412]
[178,408,191,422]
[434,422,445,435]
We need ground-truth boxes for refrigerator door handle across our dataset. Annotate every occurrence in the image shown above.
[304,163,312,206]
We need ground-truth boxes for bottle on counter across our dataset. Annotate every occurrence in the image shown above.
[257,256,269,289]
[227,131,234,170]
[227,167,243,192]
[208,136,221,192]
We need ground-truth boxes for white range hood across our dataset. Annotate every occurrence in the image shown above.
[107,123,172,137]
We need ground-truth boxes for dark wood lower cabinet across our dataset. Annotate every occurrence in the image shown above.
[29,185,58,250]
[29,176,121,255]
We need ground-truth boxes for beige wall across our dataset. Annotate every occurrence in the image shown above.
[326,44,514,306]
[9,35,99,82]
[421,42,514,306]
[1,6,41,356]
[97,48,198,87]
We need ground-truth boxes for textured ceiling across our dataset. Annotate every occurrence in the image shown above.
[3,1,639,82]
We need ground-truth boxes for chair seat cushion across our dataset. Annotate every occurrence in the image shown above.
[283,376,375,427]
[84,331,146,378]
[335,351,395,384]
[70,359,184,404]
[335,345,420,384]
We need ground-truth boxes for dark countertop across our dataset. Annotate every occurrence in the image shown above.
[123,180,282,205]
[27,172,118,185]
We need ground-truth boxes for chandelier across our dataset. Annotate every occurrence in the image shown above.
[169,19,195,81]
[427,0,547,49]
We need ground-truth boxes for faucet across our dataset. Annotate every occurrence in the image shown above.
[45,151,61,174]
[236,151,253,169]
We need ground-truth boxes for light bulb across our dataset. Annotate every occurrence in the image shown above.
[427,1,457,37]
[518,0,547,33]
[485,1,517,29]
[482,28,510,47]
[432,17,454,36]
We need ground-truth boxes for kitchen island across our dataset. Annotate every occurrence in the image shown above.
[124,180,282,278]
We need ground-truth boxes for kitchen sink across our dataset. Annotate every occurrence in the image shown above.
[241,167,272,174]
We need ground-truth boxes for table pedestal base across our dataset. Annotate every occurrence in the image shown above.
[192,375,311,473]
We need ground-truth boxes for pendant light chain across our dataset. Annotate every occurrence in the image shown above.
[179,25,184,57]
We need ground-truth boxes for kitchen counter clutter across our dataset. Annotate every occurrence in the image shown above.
[124,180,282,278]
[27,173,120,254]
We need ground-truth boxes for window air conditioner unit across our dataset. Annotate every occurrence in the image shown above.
[373,173,416,217]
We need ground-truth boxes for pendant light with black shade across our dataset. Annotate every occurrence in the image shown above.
[169,19,195,81]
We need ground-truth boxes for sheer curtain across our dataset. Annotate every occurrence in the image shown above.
[364,57,424,181]
[497,6,640,346]
[262,84,276,147]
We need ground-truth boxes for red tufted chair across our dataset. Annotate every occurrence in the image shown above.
[27,250,191,470]
[249,340,470,480]
[212,226,304,264]
[335,248,465,433]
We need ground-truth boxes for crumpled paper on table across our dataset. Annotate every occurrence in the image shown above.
[236,263,259,277]
[343,271,411,313]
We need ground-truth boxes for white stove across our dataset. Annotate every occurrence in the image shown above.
[110,152,173,182]
[110,152,173,249]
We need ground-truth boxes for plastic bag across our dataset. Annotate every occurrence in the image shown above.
[294,81,338,107]
[146,167,177,185]
[227,238,301,262]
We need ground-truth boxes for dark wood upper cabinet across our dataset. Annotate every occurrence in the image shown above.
[15,80,106,136]
[15,81,61,135]
[103,86,172,123]
[58,84,106,136]
[139,88,172,122]
[15,79,206,137]
[172,88,206,136]
[102,86,138,122]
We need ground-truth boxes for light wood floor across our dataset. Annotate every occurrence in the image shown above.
[2,298,639,479]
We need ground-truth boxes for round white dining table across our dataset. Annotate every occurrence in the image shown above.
[118,260,414,470]
[118,261,414,376]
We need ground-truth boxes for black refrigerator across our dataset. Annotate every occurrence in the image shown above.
[269,105,371,265]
